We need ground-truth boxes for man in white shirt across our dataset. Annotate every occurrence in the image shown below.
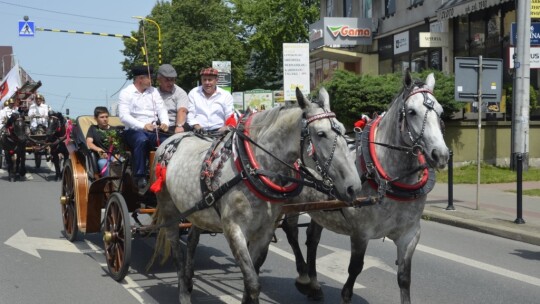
[187,67,234,133]
[28,94,51,132]
[0,98,19,131]
[118,65,169,191]
[156,64,190,134]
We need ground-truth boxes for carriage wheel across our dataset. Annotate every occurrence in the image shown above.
[34,152,41,168]
[103,192,132,282]
[60,160,78,241]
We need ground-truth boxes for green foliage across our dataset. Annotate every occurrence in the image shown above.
[437,163,540,184]
[97,128,125,156]
[503,83,539,114]
[318,70,465,128]
[232,0,320,89]
[122,0,249,91]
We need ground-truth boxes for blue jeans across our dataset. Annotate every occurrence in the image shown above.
[97,158,109,177]
[123,129,169,177]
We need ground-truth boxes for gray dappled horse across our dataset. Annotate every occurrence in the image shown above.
[1,113,29,181]
[46,112,69,181]
[281,71,449,304]
[151,87,362,303]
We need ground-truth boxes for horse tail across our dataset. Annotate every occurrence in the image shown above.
[146,202,173,271]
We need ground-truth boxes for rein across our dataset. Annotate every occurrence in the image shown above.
[359,86,437,201]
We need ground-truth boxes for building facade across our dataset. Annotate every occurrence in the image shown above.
[310,0,529,97]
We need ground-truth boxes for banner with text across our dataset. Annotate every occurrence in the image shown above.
[283,43,310,101]
[212,61,231,92]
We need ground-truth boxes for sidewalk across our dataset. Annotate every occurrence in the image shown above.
[424,181,540,246]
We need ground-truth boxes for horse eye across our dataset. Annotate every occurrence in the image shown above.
[316,131,327,138]
[407,109,416,116]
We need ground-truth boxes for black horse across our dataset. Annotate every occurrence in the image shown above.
[46,111,69,181]
[1,112,28,181]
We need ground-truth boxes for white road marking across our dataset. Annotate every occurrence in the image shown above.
[416,243,540,287]
[4,229,79,258]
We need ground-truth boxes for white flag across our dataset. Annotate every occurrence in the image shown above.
[0,64,21,106]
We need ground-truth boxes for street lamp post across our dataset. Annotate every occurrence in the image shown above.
[133,16,161,65]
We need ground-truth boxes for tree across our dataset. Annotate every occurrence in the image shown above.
[319,70,465,128]
[232,0,320,89]
[122,0,249,91]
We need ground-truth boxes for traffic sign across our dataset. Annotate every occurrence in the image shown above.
[19,21,35,37]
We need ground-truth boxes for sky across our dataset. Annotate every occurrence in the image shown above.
[0,0,159,117]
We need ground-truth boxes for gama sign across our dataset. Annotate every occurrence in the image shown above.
[309,17,373,49]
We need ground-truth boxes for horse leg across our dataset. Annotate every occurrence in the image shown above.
[223,222,261,304]
[164,224,191,304]
[303,220,324,300]
[341,235,368,304]
[51,149,61,181]
[280,214,310,291]
[394,226,421,304]
[185,226,201,293]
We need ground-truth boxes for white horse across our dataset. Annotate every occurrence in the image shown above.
[282,71,450,304]
[151,87,362,303]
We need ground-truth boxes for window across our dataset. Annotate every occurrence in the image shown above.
[344,0,353,17]
[363,0,372,18]
[326,0,334,17]
[385,0,396,16]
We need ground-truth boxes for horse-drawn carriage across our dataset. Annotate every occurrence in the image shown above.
[57,73,448,304]
[60,115,154,280]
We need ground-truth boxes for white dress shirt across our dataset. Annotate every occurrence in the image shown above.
[0,107,18,128]
[187,86,233,130]
[118,84,169,130]
[28,103,50,128]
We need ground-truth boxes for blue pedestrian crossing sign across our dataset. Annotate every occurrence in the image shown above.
[19,21,35,37]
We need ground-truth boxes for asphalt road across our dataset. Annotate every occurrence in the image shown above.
[0,159,539,303]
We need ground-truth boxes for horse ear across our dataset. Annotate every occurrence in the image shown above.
[403,69,412,88]
[426,73,436,91]
[296,87,310,109]
[318,87,331,110]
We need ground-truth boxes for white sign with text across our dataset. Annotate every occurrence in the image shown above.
[283,43,310,101]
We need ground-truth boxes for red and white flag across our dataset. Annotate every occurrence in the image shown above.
[0,64,21,106]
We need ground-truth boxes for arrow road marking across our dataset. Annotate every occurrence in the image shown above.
[4,229,80,258]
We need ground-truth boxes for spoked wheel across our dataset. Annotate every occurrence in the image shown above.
[34,152,41,168]
[60,160,78,241]
[103,192,132,282]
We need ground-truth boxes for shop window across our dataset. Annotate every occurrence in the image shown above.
[393,54,410,73]
[429,49,442,71]
[411,51,428,73]
[379,58,392,75]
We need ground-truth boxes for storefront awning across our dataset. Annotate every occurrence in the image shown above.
[310,46,372,63]
[437,0,512,21]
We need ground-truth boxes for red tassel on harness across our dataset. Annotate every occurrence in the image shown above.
[225,113,238,127]
[150,163,167,193]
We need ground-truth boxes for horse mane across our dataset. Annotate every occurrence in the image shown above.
[246,104,300,137]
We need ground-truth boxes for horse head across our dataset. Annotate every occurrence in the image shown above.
[7,112,28,142]
[46,111,65,136]
[395,71,449,169]
[295,87,362,203]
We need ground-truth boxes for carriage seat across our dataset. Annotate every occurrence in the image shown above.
[74,115,124,179]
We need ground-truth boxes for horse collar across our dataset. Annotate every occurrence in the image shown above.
[360,116,435,202]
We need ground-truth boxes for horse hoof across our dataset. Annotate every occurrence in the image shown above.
[295,281,324,300]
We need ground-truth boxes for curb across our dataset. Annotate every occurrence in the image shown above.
[422,209,540,246]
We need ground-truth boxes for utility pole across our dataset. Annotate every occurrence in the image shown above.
[512,0,531,170]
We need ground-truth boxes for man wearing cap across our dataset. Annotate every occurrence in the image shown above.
[28,93,50,132]
[118,65,169,192]
[187,67,234,133]
[156,64,190,134]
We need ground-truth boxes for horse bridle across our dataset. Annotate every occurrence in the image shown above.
[399,86,443,152]
[300,110,343,191]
